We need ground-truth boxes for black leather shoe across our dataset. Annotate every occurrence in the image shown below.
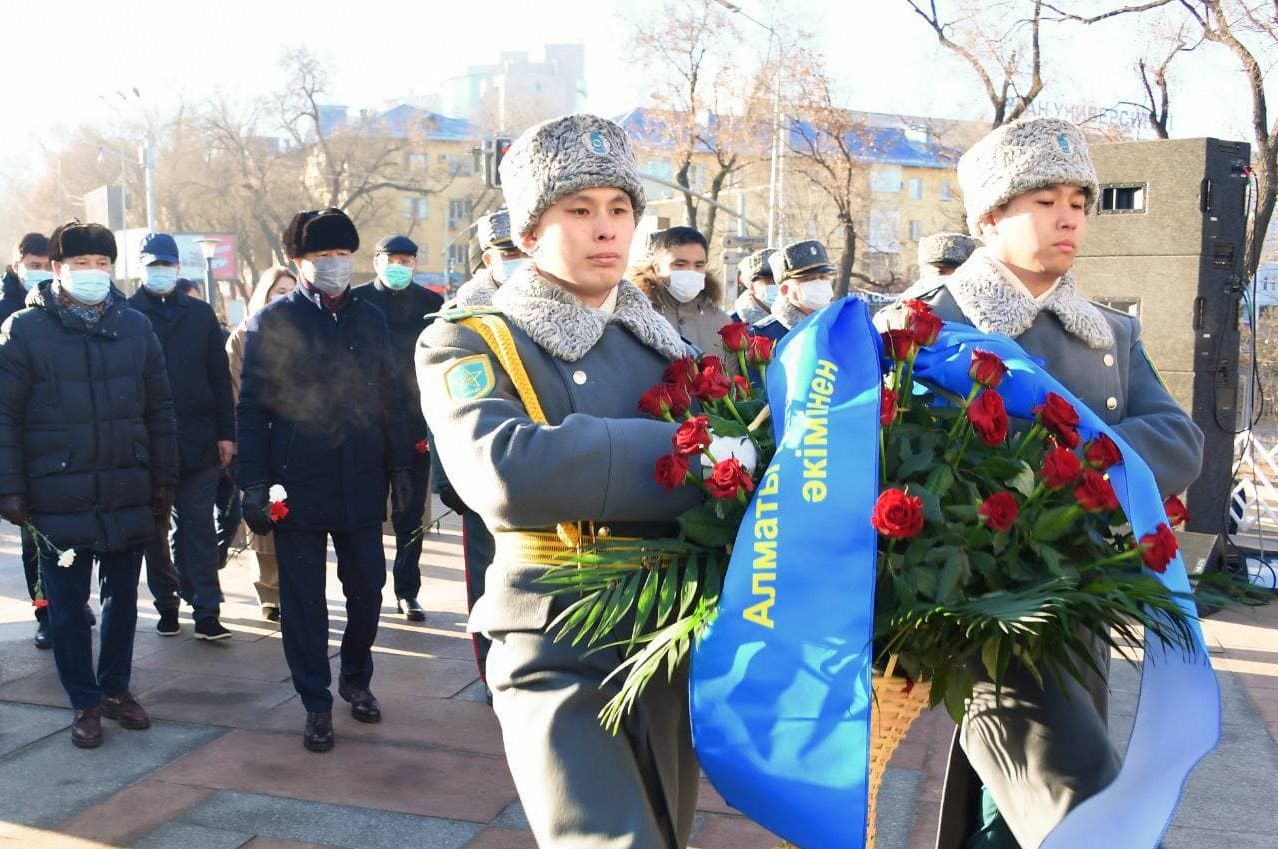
[338,677,382,723]
[397,597,426,622]
[33,621,51,650]
[303,711,334,752]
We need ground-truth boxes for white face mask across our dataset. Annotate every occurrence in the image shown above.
[143,266,178,295]
[60,268,112,305]
[18,264,54,291]
[667,270,706,303]
[303,255,353,296]
[760,283,780,305]
[495,258,525,284]
[797,277,835,311]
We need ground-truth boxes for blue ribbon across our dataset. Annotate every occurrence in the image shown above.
[690,298,1218,849]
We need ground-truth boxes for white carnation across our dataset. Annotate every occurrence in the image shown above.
[58,549,76,567]
[268,484,288,503]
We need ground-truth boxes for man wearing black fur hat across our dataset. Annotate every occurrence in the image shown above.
[0,221,179,748]
[236,208,413,752]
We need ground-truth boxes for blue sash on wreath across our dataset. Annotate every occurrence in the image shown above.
[689,296,1218,849]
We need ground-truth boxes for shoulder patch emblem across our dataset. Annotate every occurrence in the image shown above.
[445,354,496,402]
[440,305,502,323]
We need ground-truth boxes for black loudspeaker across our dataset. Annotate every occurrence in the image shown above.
[1073,137,1251,536]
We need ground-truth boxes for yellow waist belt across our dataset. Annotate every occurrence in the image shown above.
[496,529,652,568]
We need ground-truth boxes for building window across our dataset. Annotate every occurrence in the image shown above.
[939,182,952,201]
[403,196,429,220]
[909,220,923,241]
[1099,184,1147,214]
[447,242,470,268]
[869,209,901,253]
[908,178,923,200]
[408,153,428,169]
[870,165,903,194]
[448,198,473,229]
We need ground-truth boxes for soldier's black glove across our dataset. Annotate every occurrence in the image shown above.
[242,485,274,536]
[0,493,29,526]
[390,469,415,523]
[152,485,177,522]
[438,484,468,515]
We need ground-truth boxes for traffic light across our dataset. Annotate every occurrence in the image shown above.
[483,137,513,188]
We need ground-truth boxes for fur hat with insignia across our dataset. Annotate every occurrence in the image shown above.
[498,114,646,238]
[958,117,1099,236]
[49,220,117,263]
[918,232,979,270]
[769,240,834,283]
[282,208,360,259]
[477,209,515,250]
[741,248,776,282]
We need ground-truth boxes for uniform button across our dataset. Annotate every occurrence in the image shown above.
[572,370,587,385]
[1103,354,1115,367]
[1106,397,1119,410]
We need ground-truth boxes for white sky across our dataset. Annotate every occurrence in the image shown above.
[0,0,1258,179]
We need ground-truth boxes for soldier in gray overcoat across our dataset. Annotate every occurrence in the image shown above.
[416,114,703,848]
[917,232,979,279]
[881,117,1204,849]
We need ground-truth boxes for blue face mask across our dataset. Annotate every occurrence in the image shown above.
[761,283,780,305]
[143,266,178,295]
[61,268,112,305]
[379,262,413,290]
[19,266,54,291]
[498,259,525,284]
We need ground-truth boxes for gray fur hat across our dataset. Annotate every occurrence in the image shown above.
[477,209,515,250]
[918,232,979,269]
[958,117,1099,236]
[499,114,646,237]
[740,248,776,282]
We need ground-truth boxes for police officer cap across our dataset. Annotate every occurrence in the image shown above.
[917,232,978,269]
[139,232,180,266]
[768,240,834,283]
[374,235,418,256]
[49,220,117,263]
[282,208,360,260]
[741,248,776,282]
[477,210,515,251]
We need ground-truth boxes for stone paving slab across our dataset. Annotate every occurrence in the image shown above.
[134,821,254,849]
[0,702,74,759]
[136,674,299,729]
[56,779,213,846]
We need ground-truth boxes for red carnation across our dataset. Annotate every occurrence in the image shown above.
[664,356,699,387]
[706,458,755,500]
[673,416,712,456]
[978,492,1020,532]
[880,386,898,427]
[268,501,290,522]
[415,439,429,455]
[637,384,671,418]
[1163,495,1190,528]
[969,350,1008,389]
[966,390,1009,446]
[693,359,731,401]
[907,308,944,347]
[1041,445,1082,490]
[881,329,919,362]
[32,598,49,609]
[1073,469,1119,514]
[871,488,925,539]
[1034,393,1081,448]
[655,453,691,493]
[1084,434,1122,471]
[719,322,751,353]
[665,383,692,418]
[746,334,775,366]
[1138,523,1179,573]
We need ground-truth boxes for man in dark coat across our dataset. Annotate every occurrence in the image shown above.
[751,240,836,341]
[1,231,60,649]
[351,234,442,622]
[237,208,413,752]
[0,221,179,748]
[128,232,236,641]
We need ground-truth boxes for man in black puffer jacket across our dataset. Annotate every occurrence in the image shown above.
[0,221,179,749]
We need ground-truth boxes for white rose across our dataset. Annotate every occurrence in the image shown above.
[58,549,76,567]
[268,484,288,503]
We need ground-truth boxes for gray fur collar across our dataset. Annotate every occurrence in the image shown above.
[733,291,770,325]
[770,297,809,331]
[455,271,498,307]
[943,250,1114,350]
[492,264,688,363]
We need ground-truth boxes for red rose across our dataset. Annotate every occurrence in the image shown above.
[673,416,712,455]
[693,360,731,401]
[706,458,755,500]
[871,488,925,539]
[746,334,775,366]
[978,491,1020,532]
[664,356,699,387]
[881,329,919,362]
[731,374,752,400]
[637,384,671,418]
[32,598,49,609]
[1084,434,1122,470]
[966,390,1009,446]
[907,308,944,347]
[969,350,1008,389]
[901,298,933,314]
[415,439,430,455]
[1163,495,1190,528]
[665,383,692,418]
[880,386,898,427]
[719,322,751,353]
[655,453,691,492]
[1138,522,1179,573]
[268,500,290,522]
[1034,393,1081,448]
[1041,445,1082,490]
[1073,469,1119,513]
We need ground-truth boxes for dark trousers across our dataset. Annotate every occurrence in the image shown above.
[462,510,495,679]
[391,452,430,600]
[215,466,242,569]
[145,465,224,619]
[41,546,143,710]
[275,525,386,713]
[20,525,46,623]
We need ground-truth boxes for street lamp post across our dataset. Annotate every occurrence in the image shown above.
[714,0,785,247]
[195,238,220,320]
